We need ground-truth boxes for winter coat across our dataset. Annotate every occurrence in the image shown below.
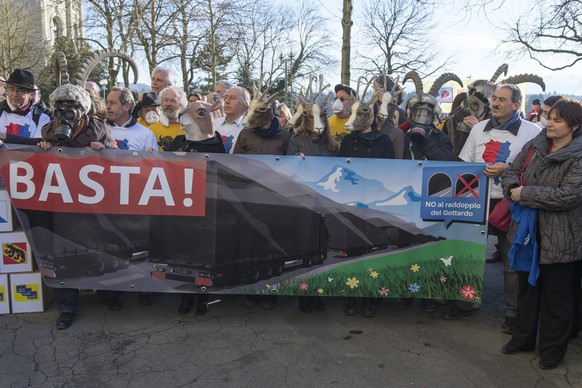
[502,129,582,265]
[42,116,116,148]
[233,117,289,155]
[286,133,338,157]
[407,125,453,161]
[338,130,395,159]
[167,132,225,154]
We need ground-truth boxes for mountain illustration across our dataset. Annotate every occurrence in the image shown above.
[308,165,395,204]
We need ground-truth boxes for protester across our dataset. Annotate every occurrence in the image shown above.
[148,86,187,151]
[328,84,357,141]
[501,98,582,370]
[447,84,540,336]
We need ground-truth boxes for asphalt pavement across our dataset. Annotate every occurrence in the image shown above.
[1,238,582,388]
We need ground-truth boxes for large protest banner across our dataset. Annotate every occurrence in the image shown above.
[0,147,489,303]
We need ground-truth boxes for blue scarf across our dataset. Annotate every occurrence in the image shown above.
[489,109,521,131]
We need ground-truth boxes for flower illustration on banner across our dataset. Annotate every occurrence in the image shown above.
[265,284,271,289]
[460,285,476,300]
[408,283,420,293]
[377,287,391,296]
[346,277,359,289]
[370,270,379,279]
[299,282,309,291]
[410,264,420,273]
[327,277,334,283]
[440,276,448,283]
[317,288,324,294]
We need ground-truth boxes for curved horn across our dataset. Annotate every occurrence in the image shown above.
[501,74,546,91]
[403,71,423,95]
[361,76,377,103]
[428,73,463,96]
[55,51,70,86]
[355,76,368,100]
[490,63,509,83]
[73,49,139,87]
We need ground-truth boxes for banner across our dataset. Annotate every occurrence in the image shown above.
[0,147,489,303]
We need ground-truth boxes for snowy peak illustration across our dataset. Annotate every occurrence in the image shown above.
[375,186,421,207]
[310,165,394,204]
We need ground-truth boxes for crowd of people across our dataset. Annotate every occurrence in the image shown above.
[1,65,581,370]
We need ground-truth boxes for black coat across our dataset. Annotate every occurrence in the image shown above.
[338,130,395,159]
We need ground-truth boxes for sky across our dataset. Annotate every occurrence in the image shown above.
[314,0,582,96]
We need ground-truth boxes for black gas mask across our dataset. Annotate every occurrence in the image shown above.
[409,104,435,142]
[53,102,83,143]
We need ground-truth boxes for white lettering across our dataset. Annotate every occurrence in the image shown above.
[9,161,35,200]
[78,165,105,204]
[39,163,72,203]
[110,166,141,205]
[139,167,175,206]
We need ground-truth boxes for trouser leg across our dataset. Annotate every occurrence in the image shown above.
[538,263,575,364]
[511,271,541,349]
[58,288,79,314]
[500,233,518,317]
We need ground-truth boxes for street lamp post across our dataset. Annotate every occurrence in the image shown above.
[279,52,294,105]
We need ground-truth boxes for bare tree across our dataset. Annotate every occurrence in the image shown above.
[133,0,179,73]
[0,0,46,75]
[356,0,447,77]
[504,0,581,71]
[84,0,137,86]
[289,1,337,82]
[231,0,294,90]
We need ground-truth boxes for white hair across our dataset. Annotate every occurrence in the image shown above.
[152,66,174,86]
[159,86,188,109]
[49,84,92,113]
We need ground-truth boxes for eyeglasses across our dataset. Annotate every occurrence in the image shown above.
[7,86,32,95]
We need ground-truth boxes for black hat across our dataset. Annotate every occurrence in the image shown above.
[141,92,159,107]
[5,69,36,91]
[334,84,357,98]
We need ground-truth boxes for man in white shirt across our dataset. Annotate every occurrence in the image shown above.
[215,86,249,153]
[445,84,540,335]
[0,69,50,143]
[106,87,157,151]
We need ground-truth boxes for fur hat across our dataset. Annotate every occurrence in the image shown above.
[49,84,92,113]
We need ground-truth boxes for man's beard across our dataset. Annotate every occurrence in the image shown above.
[164,108,179,120]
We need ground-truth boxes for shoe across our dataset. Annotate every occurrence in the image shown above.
[420,299,436,313]
[501,316,516,335]
[243,296,259,309]
[105,296,122,311]
[442,306,473,320]
[196,298,209,315]
[139,292,154,306]
[312,297,327,312]
[178,295,195,315]
[539,359,560,370]
[397,298,413,309]
[344,299,357,316]
[298,297,312,313]
[56,312,75,330]
[361,299,376,318]
[261,301,276,310]
[486,244,502,263]
[501,340,534,355]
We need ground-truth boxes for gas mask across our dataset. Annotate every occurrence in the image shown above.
[331,98,344,114]
[53,102,83,143]
[145,110,160,125]
[466,92,489,119]
[409,105,435,142]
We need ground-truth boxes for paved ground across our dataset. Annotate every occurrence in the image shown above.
[1,240,582,387]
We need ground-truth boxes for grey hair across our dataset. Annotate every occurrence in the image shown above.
[151,66,174,86]
[159,86,188,109]
[216,79,232,90]
[497,84,522,103]
[231,86,250,108]
[50,84,92,113]
[109,86,135,111]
